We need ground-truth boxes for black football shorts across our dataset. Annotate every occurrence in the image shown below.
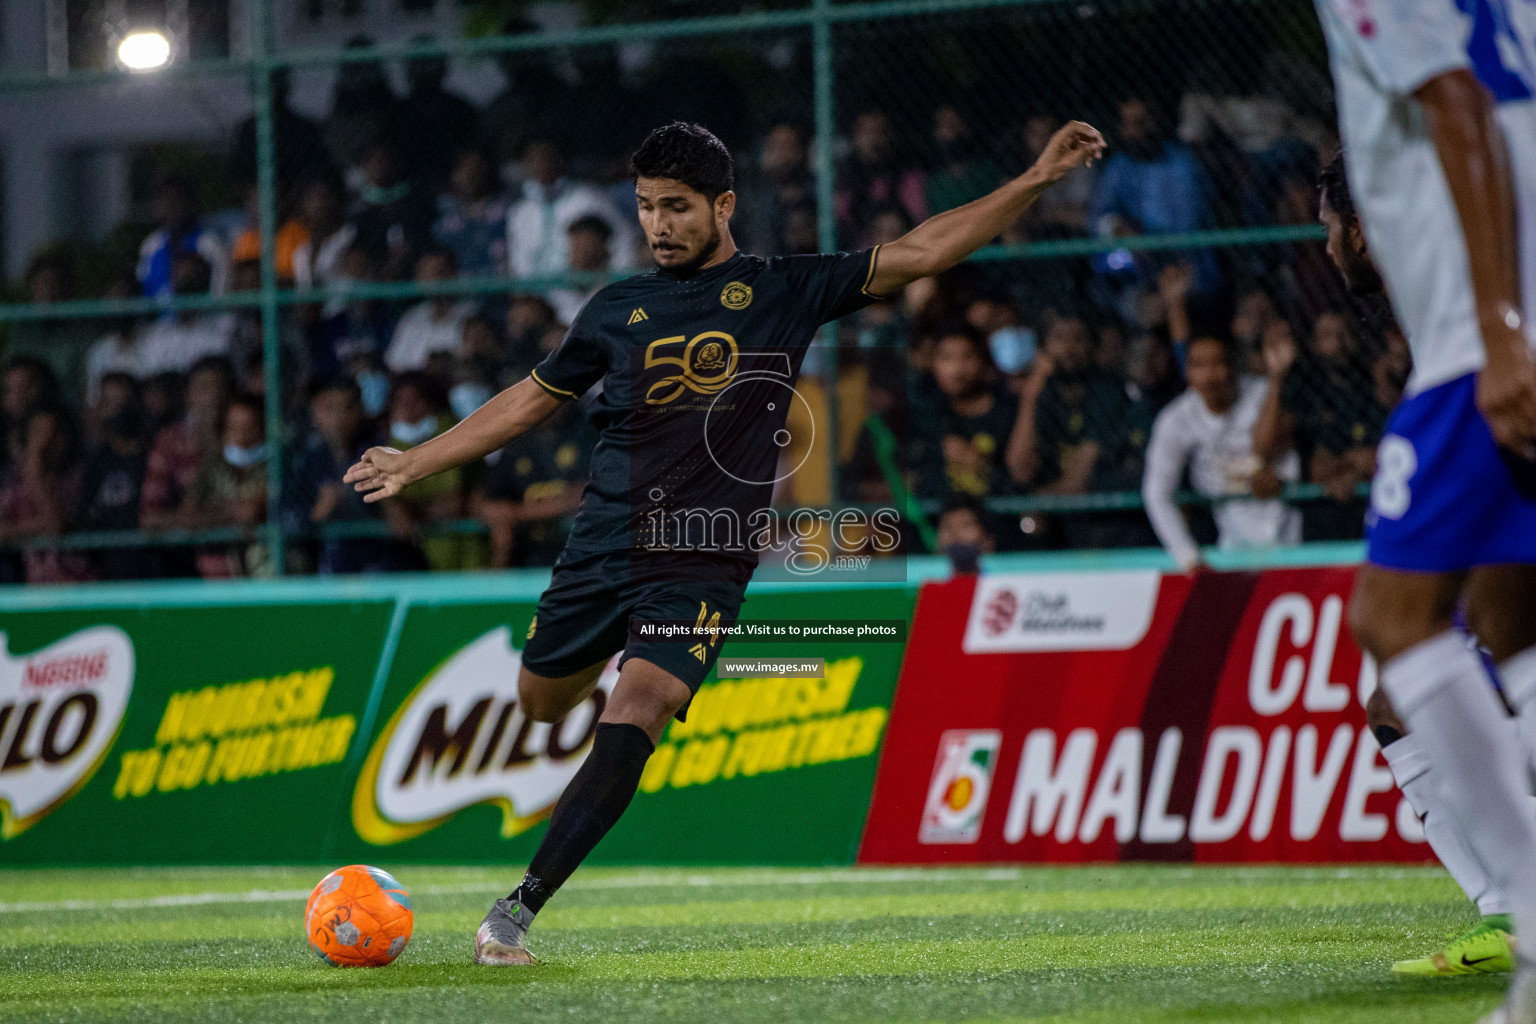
[520,549,752,716]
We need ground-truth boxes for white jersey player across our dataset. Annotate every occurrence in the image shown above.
[1465,0,1536,321]
[1316,0,1536,1020]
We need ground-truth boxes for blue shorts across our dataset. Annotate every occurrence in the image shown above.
[1366,372,1536,572]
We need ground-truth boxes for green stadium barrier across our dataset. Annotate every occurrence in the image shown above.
[0,544,1366,865]
[0,570,919,866]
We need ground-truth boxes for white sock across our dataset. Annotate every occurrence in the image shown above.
[1381,631,1536,941]
[1381,730,1509,916]
[1501,646,1536,713]
[1501,645,1536,789]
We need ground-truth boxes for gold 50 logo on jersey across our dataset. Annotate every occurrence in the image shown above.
[643,332,739,405]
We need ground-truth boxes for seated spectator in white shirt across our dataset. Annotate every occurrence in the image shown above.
[546,215,612,326]
[138,174,229,301]
[384,247,478,372]
[1142,334,1300,571]
[137,253,238,377]
[506,138,635,279]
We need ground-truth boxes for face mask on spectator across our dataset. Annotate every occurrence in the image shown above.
[989,327,1037,376]
[361,181,411,207]
[224,443,268,469]
[943,542,982,575]
[392,415,439,446]
[357,370,390,418]
[450,382,494,422]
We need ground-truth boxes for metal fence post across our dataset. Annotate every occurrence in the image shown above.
[812,0,843,512]
[252,0,285,575]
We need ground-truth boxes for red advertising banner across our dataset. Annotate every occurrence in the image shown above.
[859,566,1432,865]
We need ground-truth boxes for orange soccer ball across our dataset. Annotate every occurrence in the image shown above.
[305,865,414,967]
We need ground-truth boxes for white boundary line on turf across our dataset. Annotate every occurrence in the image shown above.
[0,871,1024,914]
[0,865,1447,915]
[0,882,496,915]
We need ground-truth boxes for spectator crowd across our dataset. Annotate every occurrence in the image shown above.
[0,35,1398,583]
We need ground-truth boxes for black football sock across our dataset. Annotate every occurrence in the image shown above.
[507,722,654,915]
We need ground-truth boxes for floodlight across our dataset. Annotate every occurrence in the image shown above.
[118,31,172,72]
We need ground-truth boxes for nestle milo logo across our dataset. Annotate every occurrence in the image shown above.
[353,628,615,844]
[1,627,135,838]
[395,687,602,787]
[25,650,110,688]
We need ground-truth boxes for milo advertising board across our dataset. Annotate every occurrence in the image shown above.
[0,577,913,865]
[340,585,910,865]
[0,599,393,864]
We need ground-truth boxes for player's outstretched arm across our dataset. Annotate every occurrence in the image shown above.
[867,120,1105,296]
[344,376,564,503]
[1417,69,1536,459]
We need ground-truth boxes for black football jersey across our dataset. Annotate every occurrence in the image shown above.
[530,247,884,567]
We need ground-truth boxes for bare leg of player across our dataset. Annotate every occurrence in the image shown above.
[516,659,610,724]
[1350,566,1536,1003]
[474,657,688,965]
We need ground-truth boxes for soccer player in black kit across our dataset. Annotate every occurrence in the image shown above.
[345,119,1105,964]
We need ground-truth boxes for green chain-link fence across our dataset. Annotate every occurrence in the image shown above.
[0,0,1381,581]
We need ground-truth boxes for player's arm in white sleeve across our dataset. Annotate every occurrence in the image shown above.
[1331,0,1466,90]
[1417,69,1536,457]
[1323,0,1536,451]
[1142,405,1201,573]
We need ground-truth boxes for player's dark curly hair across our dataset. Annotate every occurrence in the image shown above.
[1318,151,1355,222]
[629,122,734,201]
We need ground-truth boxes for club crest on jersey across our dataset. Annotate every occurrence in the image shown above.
[695,341,727,372]
[720,281,753,311]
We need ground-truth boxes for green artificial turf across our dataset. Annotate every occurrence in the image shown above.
[0,864,1510,1023]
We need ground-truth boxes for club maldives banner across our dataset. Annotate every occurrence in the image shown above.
[0,578,909,865]
[859,566,1433,865]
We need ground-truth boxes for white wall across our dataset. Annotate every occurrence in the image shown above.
[0,0,563,281]
[0,77,250,279]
